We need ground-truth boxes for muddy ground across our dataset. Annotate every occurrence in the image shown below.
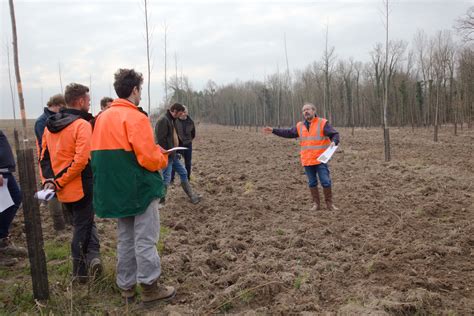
[1,122,473,314]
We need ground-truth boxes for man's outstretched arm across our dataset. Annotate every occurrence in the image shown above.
[263,126,298,139]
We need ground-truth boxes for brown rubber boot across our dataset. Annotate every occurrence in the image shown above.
[309,187,321,211]
[140,281,176,305]
[323,187,339,211]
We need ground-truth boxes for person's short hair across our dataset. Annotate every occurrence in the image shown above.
[303,102,317,111]
[47,94,65,107]
[170,102,185,113]
[64,83,89,105]
[100,97,114,109]
[114,68,143,99]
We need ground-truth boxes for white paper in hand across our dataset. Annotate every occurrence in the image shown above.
[317,145,338,164]
[0,178,15,213]
[35,189,56,201]
[164,147,188,153]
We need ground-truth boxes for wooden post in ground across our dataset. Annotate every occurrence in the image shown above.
[17,148,49,300]
[48,198,65,231]
[9,0,49,300]
[13,129,20,151]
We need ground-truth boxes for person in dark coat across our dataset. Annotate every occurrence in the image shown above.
[172,106,195,181]
[0,130,27,266]
[34,94,69,227]
[34,94,66,150]
[155,103,201,204]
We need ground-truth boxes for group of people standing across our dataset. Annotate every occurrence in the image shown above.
[0,68,199,306]
[0,68,340,307]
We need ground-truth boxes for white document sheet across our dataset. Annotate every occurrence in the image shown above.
[163,147,189,153]
[317,145,339,164]
[34,189,56,201]
[0,178,15,213]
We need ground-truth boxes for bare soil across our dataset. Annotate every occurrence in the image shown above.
[1,121,473,314]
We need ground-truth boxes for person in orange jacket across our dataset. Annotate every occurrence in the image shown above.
[34,94,68,228]
[40,83,102,282]
[91,69,175,304]
[263,103,340,211]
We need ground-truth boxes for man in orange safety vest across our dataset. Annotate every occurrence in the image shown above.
[263,103,340,211]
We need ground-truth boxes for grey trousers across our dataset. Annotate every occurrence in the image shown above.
[116,199,162,290]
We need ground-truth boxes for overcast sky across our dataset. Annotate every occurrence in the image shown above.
[0,0,471,119]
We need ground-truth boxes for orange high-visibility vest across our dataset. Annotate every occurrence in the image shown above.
[296,117,331,166]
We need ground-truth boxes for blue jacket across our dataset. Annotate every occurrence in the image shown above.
[35,107,57,149]
[0,130,15,173]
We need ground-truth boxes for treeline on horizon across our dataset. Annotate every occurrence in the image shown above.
[157,28,473,132]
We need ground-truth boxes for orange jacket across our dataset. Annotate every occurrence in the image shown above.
[40,109,93,203]
[91,98,168,218]
[296,117,331,166]
[91,99,168,172]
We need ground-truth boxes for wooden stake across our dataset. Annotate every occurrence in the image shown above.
[9,0,50,300]
[17,148,49,300]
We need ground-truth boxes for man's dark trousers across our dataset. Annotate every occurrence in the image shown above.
[63,189,100,277]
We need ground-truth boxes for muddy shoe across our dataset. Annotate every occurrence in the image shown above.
[0,237,27,257]
[89,258,103,280]
[140,281,176,305]
[121,285,137,304]
[71,275,88,285]
[0,257,19,266]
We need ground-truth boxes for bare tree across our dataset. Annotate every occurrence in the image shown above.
[9,0,50,300]
[143,0,153,114]
[284,33,295,123]
[9,0,28,141]
[6,43,17,126]
[383,0,391,161]
[432,30,455,142]
[322,24,336,120]
[455,6,474,43]
[163,22,169,104]
[89,74,93,115]
[58,60,63,92]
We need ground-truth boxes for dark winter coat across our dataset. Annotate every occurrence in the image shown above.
[155,110,178,159]
[0,130,15,173]
[175,116,196,146]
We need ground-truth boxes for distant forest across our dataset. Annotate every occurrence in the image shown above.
[160,15,473,132]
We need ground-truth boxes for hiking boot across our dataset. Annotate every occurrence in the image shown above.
[0,237,27,257]
[140,281,176,305]
[323,187,339,211]
[121,285,137,304]
[309,187,321,211]
[181,181,201,204]
[89,257,103,280]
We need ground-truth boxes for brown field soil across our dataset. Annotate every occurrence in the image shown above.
[0,120,473,315]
